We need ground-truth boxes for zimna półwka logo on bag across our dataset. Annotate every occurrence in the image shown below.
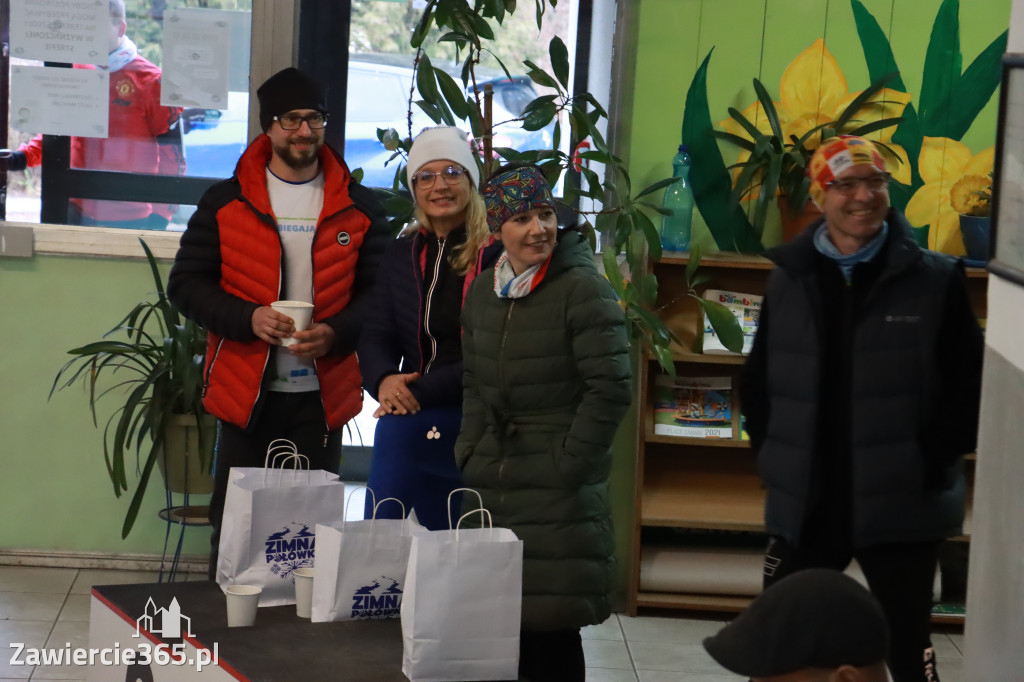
[351,575,403,619]
[265,522,315,579]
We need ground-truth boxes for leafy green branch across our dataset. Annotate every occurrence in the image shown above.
[371,0,742,372]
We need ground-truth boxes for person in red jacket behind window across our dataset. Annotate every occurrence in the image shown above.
[1,0,185,229]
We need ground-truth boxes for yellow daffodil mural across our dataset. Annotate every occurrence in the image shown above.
[905,138,995,256]
[681,0,1006,255]
[718,39,912,185]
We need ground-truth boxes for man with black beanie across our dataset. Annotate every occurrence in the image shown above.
[168,67,390,577]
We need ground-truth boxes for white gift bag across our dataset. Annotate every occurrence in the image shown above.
[311,490,422,622]
[401,490,523,682]
[217,440,346,606]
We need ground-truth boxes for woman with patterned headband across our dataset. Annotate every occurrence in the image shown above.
[358,126,501,528]
[454,163,633,680]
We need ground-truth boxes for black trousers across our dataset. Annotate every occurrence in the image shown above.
[518,629,584,682]
[207,391,341,578]
[764,536,941,682]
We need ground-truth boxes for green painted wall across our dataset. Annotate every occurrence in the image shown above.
[0,254,210,557]
[627,0,1010,250]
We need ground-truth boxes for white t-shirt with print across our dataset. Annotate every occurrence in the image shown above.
[266,168,323,393]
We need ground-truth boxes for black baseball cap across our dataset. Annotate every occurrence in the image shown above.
[703,569,889,677]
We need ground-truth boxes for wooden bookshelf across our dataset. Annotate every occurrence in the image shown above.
[642,461,764,531]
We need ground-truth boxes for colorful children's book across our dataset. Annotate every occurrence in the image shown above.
[652,376,733,438]
[702,289,763,355]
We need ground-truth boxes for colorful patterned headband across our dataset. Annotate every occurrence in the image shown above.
[482,166,555,232]
[807,135,887,207]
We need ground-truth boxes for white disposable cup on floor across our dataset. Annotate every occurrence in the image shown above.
[293,568,315,619]
[225,585,262,627]
[270,300,314,347]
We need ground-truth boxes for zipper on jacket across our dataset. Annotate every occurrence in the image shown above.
[422,235,446,374]
[202,337,225,398]
[496,299,515,504]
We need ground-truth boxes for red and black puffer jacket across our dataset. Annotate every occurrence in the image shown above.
[168,134,389,430]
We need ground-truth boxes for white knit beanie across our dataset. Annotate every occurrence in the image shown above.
[406,126,480,196]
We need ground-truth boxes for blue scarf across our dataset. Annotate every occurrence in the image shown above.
[813,221,889,282]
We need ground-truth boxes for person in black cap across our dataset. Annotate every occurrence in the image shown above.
[168,67,390,577]
[703,569,891,682]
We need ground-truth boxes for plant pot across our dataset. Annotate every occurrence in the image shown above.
[778,196,823,242]
[958,214,991,263]
[158,413,216,495]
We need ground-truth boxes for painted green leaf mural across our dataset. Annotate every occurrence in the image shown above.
[851,0,1004,253]
[681,49,764,253]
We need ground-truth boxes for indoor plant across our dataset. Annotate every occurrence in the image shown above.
[711,70,904,239]
[371,1,743,369]
[50,238,213,538]
[953,171,992,262]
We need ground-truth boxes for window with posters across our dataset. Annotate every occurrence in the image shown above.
[1,0,253,229]
[2,0,590,229]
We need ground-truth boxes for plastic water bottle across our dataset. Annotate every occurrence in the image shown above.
[661,144,694,252]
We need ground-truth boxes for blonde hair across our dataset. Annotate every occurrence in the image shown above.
[401,191,490,276]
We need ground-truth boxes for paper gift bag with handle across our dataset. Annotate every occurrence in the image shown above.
[311,489,424,622]
[217,440,346,606]
[401,489,523,682]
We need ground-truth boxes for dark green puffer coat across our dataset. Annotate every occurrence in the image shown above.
[455,229,632,631]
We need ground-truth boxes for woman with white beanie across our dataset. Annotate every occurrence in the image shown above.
[358,126,500,527]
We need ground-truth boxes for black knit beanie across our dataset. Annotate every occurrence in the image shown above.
[256,67,328,131]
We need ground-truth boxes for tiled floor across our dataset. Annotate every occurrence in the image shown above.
[0,565,966,681]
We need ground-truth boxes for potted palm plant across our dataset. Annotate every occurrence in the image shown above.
[50,238,213,539]
[712,71,905,239]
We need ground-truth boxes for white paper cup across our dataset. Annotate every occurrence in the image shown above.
[270,300,314,347]
[293,568,315,619]
[225,585,262,627]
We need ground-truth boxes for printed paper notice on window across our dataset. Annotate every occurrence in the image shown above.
[702,289,763,355]
[160,8,232,109]
[11,65,108,138]
[9,0,108,65]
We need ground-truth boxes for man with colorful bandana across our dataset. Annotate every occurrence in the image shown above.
[740,135,983,682]
[2,0,185,228]
[168,67,389,577]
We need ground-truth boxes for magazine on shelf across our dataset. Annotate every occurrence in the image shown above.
[652,375,733,438]
[702,289,763,355]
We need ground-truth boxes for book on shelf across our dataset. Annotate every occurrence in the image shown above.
[702,289,763,355]
[930,602,966,616]
[652,376,733,438]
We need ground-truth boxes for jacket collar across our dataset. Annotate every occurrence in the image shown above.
[768,208,922,276]
[233,134,353,219]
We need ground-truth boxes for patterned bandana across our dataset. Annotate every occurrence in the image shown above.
[807,135,887,208]
[482,166,555,232]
